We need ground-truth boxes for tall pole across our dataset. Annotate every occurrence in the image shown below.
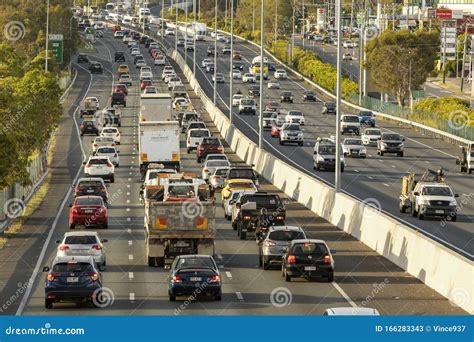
[349,0,354,39]
[198,0,201,20]
[442,21,447,84]
[161,0,165,39]
[45,0,50,72]
[193,0,196,76]
[252,0,255,33]
[460,24,470,91]
[291,4,295,62]
[274,0,278,45]
[230,0,234,123]
[362,26,367,96]
[225,0,228,28]
[258,0,264,149]
[185,2,188,64]
[302,0,305,48]
[213,0,217,104]
[335,0,342,193]
[175,0,178,51]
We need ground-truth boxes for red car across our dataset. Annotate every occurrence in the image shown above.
[150,48,159,56]
[114,84,128,95]
[196,137,224,163]
[271,122,281,138]
[140,79,153,90]
[69,196,108,229]
[265,101,281,113]
[112,25,121,32]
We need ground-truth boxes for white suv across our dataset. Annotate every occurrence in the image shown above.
[340,114,361,135]
[84,156,115,182]
[56,231,107,268]
[285,110,305,125]
[95,145,120,167]
[274,69,287,79]
[100,127,121,144]
[186,128,211,153]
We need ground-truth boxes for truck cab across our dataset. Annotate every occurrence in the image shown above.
[411,182,458,221]
[456,143,473,174]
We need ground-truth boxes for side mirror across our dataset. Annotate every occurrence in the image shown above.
[330,250,336,254]
[378,137,381,140]
[55,239,60,243]
[236,203,241,209]
[413,192,419,196]
[68,203,72,207]
[281,247,287,253]
[82,161,87,165]
[42,266,50,272]
[101,239,108,243]
[454,194,459,198]
[402,138,405,142]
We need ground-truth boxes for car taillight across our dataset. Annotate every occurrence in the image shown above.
[203,168,209,173]
[243,215,251,220]
[100,188,106,192]
[171,275,182,283]
[287,255,296,263]
[264,240,275,247]
[87,272,99,281]
[276,215,284,221]
[323,255,332,263]
[114,153,117,157]
[47,273,60,282]
[85,163,91,168]
[74,187,80,192]
[93,144,98,147]
[72,208,78,214]
[197,146,204,151]
[80,124,84,128]
[107,162,113,167]
[209,275,221,283]
[58,245,70,251]
[218,146,224,151]
[91,245,103,251]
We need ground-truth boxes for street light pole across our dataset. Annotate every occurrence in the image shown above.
[335,0,342,192]
[45,0,50,72]
[274,0,278,45]
[302,0,305,48]
[252,0,255,33]
[213,0,217,104]
[185,1,188,64]
[175,0,178,51]
[230,0,234,124]
[460,24,471,92]
[193,0,196,76]
[161,0,165,39]
[259,0,264,149]
[291,4,295,62]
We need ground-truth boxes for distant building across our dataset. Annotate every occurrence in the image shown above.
[435,0,474,14]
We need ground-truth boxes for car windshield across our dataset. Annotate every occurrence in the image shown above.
[214,168,228,176]
[97,147,116,153]
[207,155,227,161]
[103,128,117,133]
[229,182,254,188]
[190,130,210,137]
[345,140,361,145]
[289,111,302,116]
[241,100,255,105]
[365,130,380,136]
[291,242,329,256]
[229,170,255,179]
[284,124,300,131]
[202,138,220,145]
[52,262,93,273]
[319,144,336,155]
[282,92,291,96]
[421,187,453,196]
[269,230,305,241]
[360,111,373,117]
[189,123,205,129]
[167,185,195,197]
[263,112,274,118]
[64,235,98,244]
[383,134,401,141]
[176,257,215,270]
[83,121,95,126]
[325,102,335,108]
[75,197,103,205]
[207,161,228,167]
[343,116,359,122]
[242,195,281,207]
[78,181,102,188]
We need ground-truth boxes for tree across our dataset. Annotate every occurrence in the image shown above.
[365,29,439,106]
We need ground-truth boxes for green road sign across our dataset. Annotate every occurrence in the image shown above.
[49,34,64,64]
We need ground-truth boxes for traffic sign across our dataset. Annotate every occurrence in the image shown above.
[49,34,63,64]
[436,9,452,19]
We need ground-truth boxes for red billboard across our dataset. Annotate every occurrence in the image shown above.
[436,9,452,19]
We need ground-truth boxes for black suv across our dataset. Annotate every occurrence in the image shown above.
[232,62,243,70]
[248,85,260,98]
[74,178,108,202]
[80,119,99,136]
[111,92,126,107]
[89,62,103,74]
[377,132,405,157]
[207,46,218,56]
[114,52,125,62]
[302,90,316,101]
[280,91,294,103]
[322,101,336,114]
[77,53,89,63]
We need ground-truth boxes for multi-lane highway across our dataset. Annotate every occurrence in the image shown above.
[150,9,473,259]
[0,25,467,316]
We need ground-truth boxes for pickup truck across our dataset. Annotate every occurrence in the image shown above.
[239,98,257,115]
[233,192,285,240]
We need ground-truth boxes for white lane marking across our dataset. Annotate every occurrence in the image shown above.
[425,161,431,164]
[127,199,130,204]
[130,166,133,169]
[129,272,134,280]
[16,66,92,316]
[367,176,373,180]
[127,228,132,233]
[217,254,223,260]
[391,165,396,168]
[126,208,131,212]
[128,178,132,181]
[128,240,133,246]
[127,192,131,196]
[354,169,359,173]
[129,172,133,175]
[127,184,131,188]
[127,217,131,222]
[378,159,383,163]
[129,293,135,301]
[332,282,357,308]
[225,271,232,279]
[383,183,390,187]
[129,254,134,261]
[236,292,244,300]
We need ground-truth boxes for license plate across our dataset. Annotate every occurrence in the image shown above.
[305,266,317,271]
[95,166,103,169]
[435,210,444,214]
[190,277,202,282]
[87,189,94,193]
[67,277,79,283]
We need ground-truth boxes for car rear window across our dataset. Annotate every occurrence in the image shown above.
[242,195,281,207]
[202,138,220,145]
[228,169,255,179]
[214,168,228,176]
[75,197,103,206]
[382,134,401,140]
[78,181,102,188]
[269,230,305,241]
[65,235,98,244]
[229,182,254,188]
[98,147,116,153]
[89,158,108,165]
[291,242,329,256]
[103,128,117,133]
[176,257,215,270]
[190,130,210,137]
[53,262,93,273]
[207,161,228,167]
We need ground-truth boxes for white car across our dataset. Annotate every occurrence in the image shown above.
[342,138,367,158]
[154,55,166,65]
[216,33,225,42]
[131,49,141,56]
[173,97,189,110]
[165,28,174,35]
[140,66,152,76]
[140,72,153,82]
[361,128,382,146]
[267,80,281,89]
[162,69,175,81]
[85,96,100,109]
[202,160,231,181]
[83,156,115,182]
[136,59,147,69]
[122,35,132,43]
[201,58,212,68]
[168,77,182,90]
[149,42,159,50]
[95,145,120,166]
[91,136,115,153]
[274,69,287,79]
[114,31,124,38]
[164,72,177,84]
[231,70,242,79]
[242,73,256,83]
[209,167,230,189]
[100,127,121,144]
[212,73,225,83]
[232,94,243,107]
[144,86,157,94]
[285,110,305,125]
[119,74,132,86]
[56,231,107,267]
[186,128,211,153]
[342,41,354,48]
[225,190,256,220]
[343,53,353,61]
[203,154,230,164]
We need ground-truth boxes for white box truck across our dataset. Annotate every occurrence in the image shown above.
[139,121,180,177]
[140,93,172,122]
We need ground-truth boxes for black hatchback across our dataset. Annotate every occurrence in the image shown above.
[249,85,260,98]
[282,239,335,282]
[302,90,317,101]
[280,91,294,103]
[111,92,126,107]
[80,120,99,136]
[77,53,89,63]
[114,52,125,62]
[89,62,103,74]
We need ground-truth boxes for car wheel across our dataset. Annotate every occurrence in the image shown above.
[240,230,247,240]
[418,211,424,220]
[110,176,115,183]
[398,152,404,157]
[147,256,156,267]
[279,139,283,145]
[298,142,303,146]
[450,214,457,222]
[263,259,270,270]
[214,294,222,301]
[69,223,75,229]
[380,151,384,156]
[412,206,418,217]
[169,294,176,301]
[284,269,291,282]
[327,273,334,282]
[187,148,190,154]
[156,257,165,267]
[316,163,321,171]
[103,222,108,229]
[258,254,262,267]
[341,164,345,173]
[45,298,53,309]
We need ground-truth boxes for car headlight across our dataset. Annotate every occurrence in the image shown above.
[298,133,303,137]
[381,142,388,146]
[449,200,457,206]
[419,199,430,205]
[361,148,367,154]
[318,156,325,161]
